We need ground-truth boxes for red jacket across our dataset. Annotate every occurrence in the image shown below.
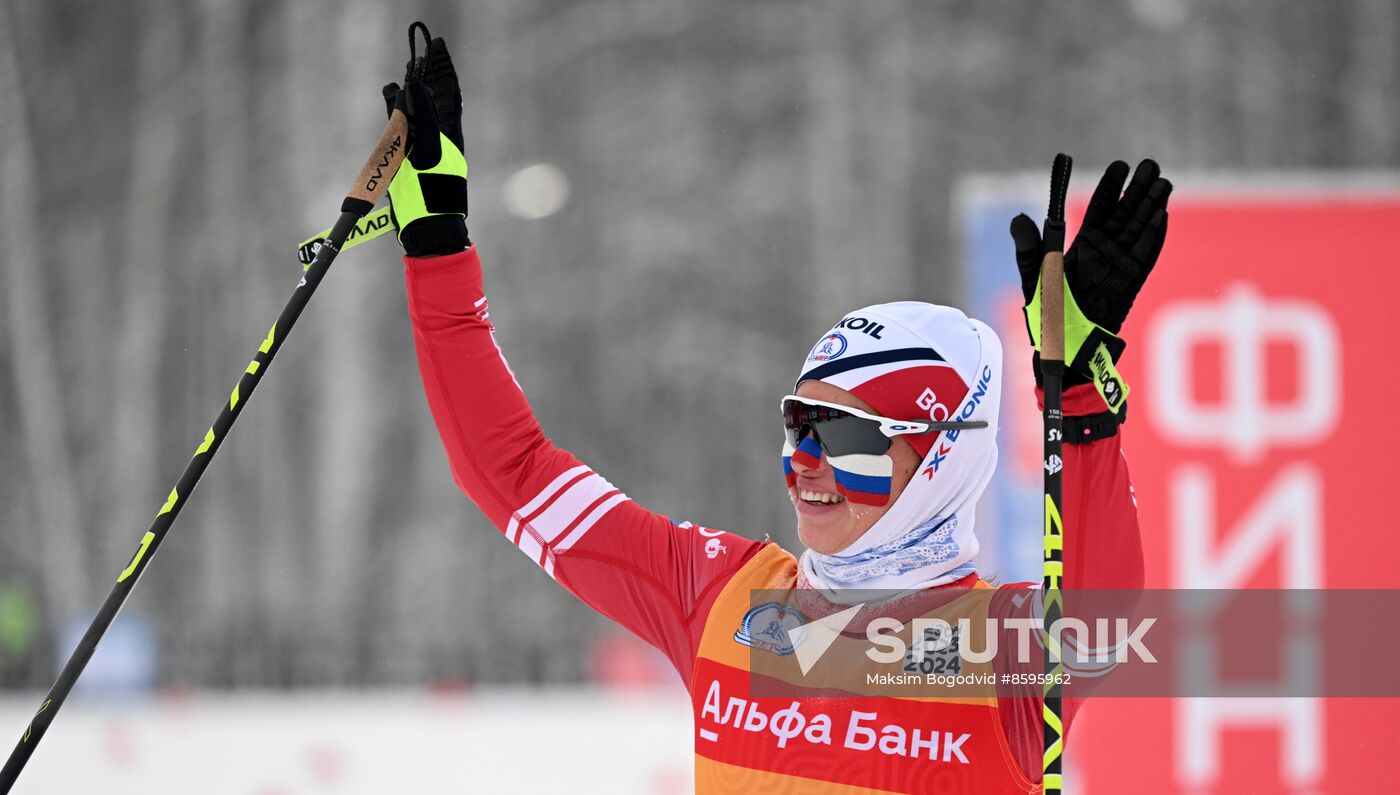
[404,246,1144,791]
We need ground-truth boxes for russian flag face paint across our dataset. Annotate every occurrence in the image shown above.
[789,435,823,471]
[781,440,797,487]
[784,435,893,506]
[827,453,893,506]
[780,436,825,487]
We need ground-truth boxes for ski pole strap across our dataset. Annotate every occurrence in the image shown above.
[1024,276,1130,414]
[1062,402,1127,444]
[407,21,432,79]
[297,207,395,270]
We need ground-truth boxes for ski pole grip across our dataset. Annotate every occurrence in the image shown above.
[1040,152,1072,363]
[342,108,409,216]
[1040,251,1066,363]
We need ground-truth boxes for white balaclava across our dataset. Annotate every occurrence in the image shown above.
[788,302,1003,598]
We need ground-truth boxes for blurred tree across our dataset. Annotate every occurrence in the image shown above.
[0,0,87,643]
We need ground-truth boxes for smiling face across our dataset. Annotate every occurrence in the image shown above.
[788,380,923,555]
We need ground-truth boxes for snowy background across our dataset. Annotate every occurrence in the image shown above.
[2,1,1399,793]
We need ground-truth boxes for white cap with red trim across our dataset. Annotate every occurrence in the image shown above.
[795,302,1003,596]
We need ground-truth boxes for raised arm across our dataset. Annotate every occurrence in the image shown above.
[384,36,764,685]
[405,249,762,678]
[1009,157,1173,594]
[998,158,1173,779]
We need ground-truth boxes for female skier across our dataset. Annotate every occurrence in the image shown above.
[386,34,1169,794]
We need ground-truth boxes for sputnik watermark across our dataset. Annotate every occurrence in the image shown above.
[788,607,1158,674]
[748,589,1400,699]
[863,615,1157,666]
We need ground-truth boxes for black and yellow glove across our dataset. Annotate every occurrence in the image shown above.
[382,32,469,257]
[1009,159,1172,414]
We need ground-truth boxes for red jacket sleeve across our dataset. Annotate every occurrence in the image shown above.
[997,382,1145,781]
[404,246,765,686]
[1055,384,1145,594]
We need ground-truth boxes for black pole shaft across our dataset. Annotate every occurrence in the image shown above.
[0,209,361,793]
[1041,360,1066,793]
[1039,152,1072,795]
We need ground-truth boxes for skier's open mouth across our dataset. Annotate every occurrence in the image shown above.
[798,489,845,506]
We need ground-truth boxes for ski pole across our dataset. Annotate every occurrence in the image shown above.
[0,108,408,795]
[1039,152,1072,795]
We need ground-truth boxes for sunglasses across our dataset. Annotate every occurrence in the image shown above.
[780,395,989,458]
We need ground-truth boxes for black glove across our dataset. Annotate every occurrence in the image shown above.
[382,29,469,257]
[1008,159,1172,387]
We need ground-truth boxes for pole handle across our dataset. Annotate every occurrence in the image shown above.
[1040,251,1066,362]
[344,108,408,212]
[1040,152,1072,364]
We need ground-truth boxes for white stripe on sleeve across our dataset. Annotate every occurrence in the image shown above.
[528,474,618,544]
[554,493,630,553]
[507,464,590,543]
[505,466,630,577]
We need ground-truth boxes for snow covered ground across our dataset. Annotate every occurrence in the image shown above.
[0,688,695,794]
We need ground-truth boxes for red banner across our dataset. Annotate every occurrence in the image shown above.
[1072,190,1400,793]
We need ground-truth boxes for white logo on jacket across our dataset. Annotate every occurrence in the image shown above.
[705,537,727,559]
